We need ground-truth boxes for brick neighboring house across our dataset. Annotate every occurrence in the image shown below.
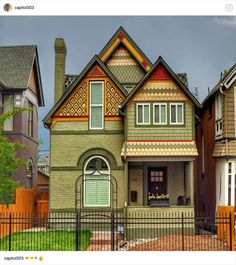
[43,27,201,212]
[0,45,44,189]
[196,63,236,214]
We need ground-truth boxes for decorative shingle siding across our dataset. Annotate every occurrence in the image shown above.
[127,103,194,141]
[106,45,145,85]
[223,80,236,138]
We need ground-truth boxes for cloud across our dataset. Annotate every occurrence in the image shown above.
[215,17,236,28]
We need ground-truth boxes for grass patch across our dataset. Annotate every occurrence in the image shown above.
[0,230,92,251]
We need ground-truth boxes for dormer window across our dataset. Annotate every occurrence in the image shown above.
[215,93,223,137]
[89,81,104,130]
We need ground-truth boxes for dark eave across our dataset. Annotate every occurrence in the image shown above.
[99,26,152,72]
[121,56,201,108]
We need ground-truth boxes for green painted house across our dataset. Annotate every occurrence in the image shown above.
[43,27,200,213]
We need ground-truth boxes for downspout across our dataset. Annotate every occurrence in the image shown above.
[119,107,128,236]
[220,84,229,160]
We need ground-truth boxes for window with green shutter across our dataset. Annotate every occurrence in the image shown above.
[84,156,110,207]
[89,81,104,129]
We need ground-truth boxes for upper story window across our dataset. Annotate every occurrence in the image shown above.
[153,103,167,124]
[215,93,223,137]
[28,101,34,137]
[136,103,150,125]
[89,81,104,130]
[170,103,184,125]
[3,95,13,131]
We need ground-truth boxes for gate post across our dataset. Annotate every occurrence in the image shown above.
[111,211,115,251]
[75,211,80,251]
[229,212,232,251]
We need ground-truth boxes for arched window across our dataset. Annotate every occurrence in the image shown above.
[26,159,34,189]
[84,156,110,207]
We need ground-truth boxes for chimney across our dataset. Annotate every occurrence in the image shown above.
[54,38,67,104]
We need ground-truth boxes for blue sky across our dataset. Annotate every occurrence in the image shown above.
[0,16,236,151]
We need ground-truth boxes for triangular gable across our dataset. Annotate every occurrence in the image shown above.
[99,27,152,72]
[43,56,127,127]
[121,56,201,108]
[149,64,172,79]
[105,43,146,85]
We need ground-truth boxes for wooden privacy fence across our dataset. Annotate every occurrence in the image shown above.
[217,206,235,251]
[0,187,49,238]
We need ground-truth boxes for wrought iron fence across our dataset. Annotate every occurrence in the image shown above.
[0,210,233,251]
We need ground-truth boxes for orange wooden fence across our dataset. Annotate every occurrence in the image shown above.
[217,206,235,251]
[0,187,49,238]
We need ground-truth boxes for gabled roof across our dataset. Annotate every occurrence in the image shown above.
[121,56,201,108]
[0,45,44,106]
[43,55,128,127]
[99,27,152,72]
[203,62,236,104]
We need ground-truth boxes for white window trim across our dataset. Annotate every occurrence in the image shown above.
[83,156,110,207]
[153,103,167,125]
[89,81,104,130]
[215,93,223,138]
[169,103,184,125]
[136,103,150,125]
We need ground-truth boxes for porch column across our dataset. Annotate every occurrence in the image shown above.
[124,161,128,207]
[189,161,194,206]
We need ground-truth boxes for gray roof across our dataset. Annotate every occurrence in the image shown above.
[0,45,36,89]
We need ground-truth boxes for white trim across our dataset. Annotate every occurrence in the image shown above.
[153,103,167,125]
[169,103,184,125]
[136,103,150,125]
[89,81,104,130]
[83,155,110,207]
[224,67,236,89]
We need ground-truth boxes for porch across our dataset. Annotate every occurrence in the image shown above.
[127,161,194,207]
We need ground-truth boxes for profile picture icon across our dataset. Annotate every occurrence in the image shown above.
[3,3,12,12]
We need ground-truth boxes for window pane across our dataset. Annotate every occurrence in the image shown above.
[137,105,143,123]
[177,105,183,123]
[3,95,13,131]
[91,82,102,104]
[154,105,160,123]
[91,106,102,128]
[143,105,149,123]
[171,105,176,123]
[160,105,166,123]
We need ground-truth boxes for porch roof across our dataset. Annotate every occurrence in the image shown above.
[213,141,236,157]
[121,140,198,157]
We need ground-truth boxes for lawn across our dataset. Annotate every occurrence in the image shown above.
[0,230,92,251]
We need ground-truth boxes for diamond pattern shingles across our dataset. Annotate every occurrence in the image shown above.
[0,45,36,89]
[121,141,198,157]
[106,45,145,85]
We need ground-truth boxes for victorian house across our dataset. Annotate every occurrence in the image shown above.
[195,63,236,214]
[44,27,200,213]
[0,45,44,189]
